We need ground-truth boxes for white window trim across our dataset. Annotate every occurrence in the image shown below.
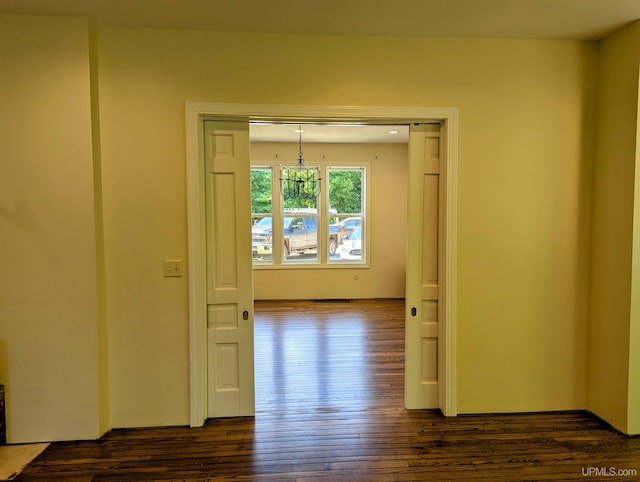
[251,162,369,268]
[326,164,369,266]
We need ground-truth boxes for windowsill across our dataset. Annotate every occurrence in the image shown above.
[253,262,370,270]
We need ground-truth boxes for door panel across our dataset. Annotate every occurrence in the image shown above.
[208,173,238,294]
[405,124,441,409]
[204,120,255,417]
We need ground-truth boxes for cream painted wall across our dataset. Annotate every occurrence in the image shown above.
[251,142,407,300]
[96,26,596,426]
[631,221,640,434]
[0,15,105,442]
[588,21,640,435]
[629,28,640,437]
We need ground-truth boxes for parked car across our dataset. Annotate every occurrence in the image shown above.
[252,217,274,257]
[340,226,362,260]
[337,217,362,241]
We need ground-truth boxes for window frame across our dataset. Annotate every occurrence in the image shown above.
[325,166,366,265]
[250,161,370,269]
[250,166,275,263]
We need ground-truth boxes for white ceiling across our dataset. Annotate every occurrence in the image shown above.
[251,123,410,144]
[3,0,639,143]
[0,0,639,40]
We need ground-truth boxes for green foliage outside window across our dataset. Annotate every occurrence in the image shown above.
[328,169,362,214]
[251,168,272,214]
[251,167,362,214]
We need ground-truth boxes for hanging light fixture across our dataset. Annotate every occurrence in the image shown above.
[279,125,322,200]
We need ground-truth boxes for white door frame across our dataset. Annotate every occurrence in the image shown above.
[185,102,459,427]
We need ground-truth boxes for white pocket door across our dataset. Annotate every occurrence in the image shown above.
[204,120,255,417]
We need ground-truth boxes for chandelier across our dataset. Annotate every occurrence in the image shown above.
[279,125,322,200]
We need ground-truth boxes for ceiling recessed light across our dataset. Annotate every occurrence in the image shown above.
[294,129,304,133]
[388,130,399,134]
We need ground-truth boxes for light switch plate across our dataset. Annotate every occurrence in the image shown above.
[163,259,183,277]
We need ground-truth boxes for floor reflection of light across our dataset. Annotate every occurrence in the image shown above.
[323,317,367,406]
[251,300,406,465]
[255,309,371,412]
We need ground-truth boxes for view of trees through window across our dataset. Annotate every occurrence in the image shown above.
[251,168,272,214]
[251,166,365,265]
[328,169,362,220]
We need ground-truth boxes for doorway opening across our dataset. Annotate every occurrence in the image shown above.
[249,121,409,413]
[185,103,458,427]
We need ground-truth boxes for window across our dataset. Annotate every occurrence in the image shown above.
[251,164,367,267]
[251,168,273,263]
[281,165,319,263]
[328,167,364,263]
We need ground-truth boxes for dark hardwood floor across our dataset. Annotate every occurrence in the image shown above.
[17,300,640,481]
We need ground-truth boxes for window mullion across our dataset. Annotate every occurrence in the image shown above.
[318,164,327,264]
[273,166,283,264]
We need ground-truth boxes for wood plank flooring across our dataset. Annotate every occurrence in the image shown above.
[17,299,640,481]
